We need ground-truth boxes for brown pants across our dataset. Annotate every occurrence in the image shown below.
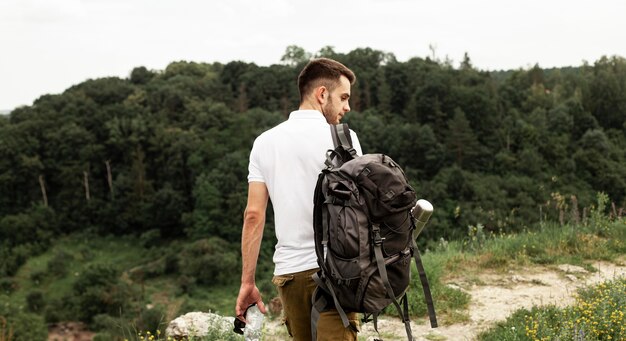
[272,268,358,341]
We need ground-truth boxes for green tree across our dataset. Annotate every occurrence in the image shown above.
[445,108,482,169]
[281,45,312,67]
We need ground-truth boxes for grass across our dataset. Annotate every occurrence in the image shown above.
[4,194,624,340]
[405,200,626,327]
[3,231,278,340]
[426,219,626,279]
[7,233,148,307]
[477,277,626,340]
[123,328,243,341]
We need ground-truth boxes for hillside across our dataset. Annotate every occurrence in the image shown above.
[4,212,625,341]
[1,47,625,340]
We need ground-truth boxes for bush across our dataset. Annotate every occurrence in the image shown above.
[0,205,56,247]
[0,243,42,277]
[0,278,17,294]
[70,264,138,323]
[478,277,626,340]
[177,275,197,295]
[91,313,121,332]
[129,259,166,281]
[139,229,162,248]
[163,252,179,274]
[26,290,45,313]
[30,269,46,284]
[178,237,240,286]
[0,310,47,341]
[47,249,74,277]
[44,298,75,323]
[136,306,166,337]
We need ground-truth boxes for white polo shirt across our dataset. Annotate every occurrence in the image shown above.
[248,110,362,276]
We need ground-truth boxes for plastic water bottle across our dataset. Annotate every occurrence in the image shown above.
[243,305,264,341]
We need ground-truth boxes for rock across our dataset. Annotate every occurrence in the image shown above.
[48,322,95,341]
[557,264,588,274]
[511,275,526,283]
[166,312,234,340]
[565,274,578,282]
[446,283,463,291]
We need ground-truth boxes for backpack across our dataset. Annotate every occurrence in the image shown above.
[311,123,437,340]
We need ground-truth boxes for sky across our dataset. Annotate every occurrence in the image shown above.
[1,0,625,111]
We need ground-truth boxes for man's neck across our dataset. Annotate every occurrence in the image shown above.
[299,99,322,112]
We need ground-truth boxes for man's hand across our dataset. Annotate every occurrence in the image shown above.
[235,282,267,321]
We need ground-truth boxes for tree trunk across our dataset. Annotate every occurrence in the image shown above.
[105,160,114,199]
[83,171,90,201]
[39,175,48,207]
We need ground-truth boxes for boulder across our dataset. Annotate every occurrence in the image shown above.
[166,311,234,339]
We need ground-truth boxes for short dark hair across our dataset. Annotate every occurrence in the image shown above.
[297,58,356,102]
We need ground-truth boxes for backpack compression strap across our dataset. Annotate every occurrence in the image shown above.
[310,272,356,340]
[371,224,415,340]
[412,239,438,328]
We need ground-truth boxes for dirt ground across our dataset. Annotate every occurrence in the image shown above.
[264,258,626,341]
[47,322,95,341]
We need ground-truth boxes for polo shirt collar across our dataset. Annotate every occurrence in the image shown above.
[288,110,326,121]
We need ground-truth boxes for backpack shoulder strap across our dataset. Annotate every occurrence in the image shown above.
[330,124,358,158]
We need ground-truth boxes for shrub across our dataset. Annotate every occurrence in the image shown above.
[136,306,166,337]
[26,290,45,313]
[91,313,122,332]
[139,229,162,248]
[29,269,46,284]
[0,243,41,277]
[47,249,74,277]
[0,309,47,341]
[478,277,626,340]
[163,252,179,274]
[0,278,17,294]
[178,237,240,286]
[0,205,55,247]
[129,259,166,281]
[44,298,75,323]
[70,264,138,323]
[177,275,197,295]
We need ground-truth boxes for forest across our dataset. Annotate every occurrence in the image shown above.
[1,46,625,339]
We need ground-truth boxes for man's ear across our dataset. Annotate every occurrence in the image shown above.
[315,86,327,104]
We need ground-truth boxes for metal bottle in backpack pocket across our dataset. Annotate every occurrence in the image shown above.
[412,199,433,238]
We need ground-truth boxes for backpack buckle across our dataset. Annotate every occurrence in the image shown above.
[345,147,357,157]
[374,236,386,246]
[372,226,385,245]
[331,197,345,206]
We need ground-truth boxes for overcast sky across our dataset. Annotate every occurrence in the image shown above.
[1,0,625,111]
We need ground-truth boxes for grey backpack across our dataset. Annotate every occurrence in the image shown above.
[311,124,437,340]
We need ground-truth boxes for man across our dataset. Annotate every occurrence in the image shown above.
[235,58,362,340]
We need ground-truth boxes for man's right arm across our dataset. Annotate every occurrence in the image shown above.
[235,181,269,318]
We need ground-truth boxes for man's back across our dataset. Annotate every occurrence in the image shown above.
[248,110,361,276]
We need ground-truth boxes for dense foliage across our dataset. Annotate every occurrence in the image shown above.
[0,46,625,335]
[2,48,625,250]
